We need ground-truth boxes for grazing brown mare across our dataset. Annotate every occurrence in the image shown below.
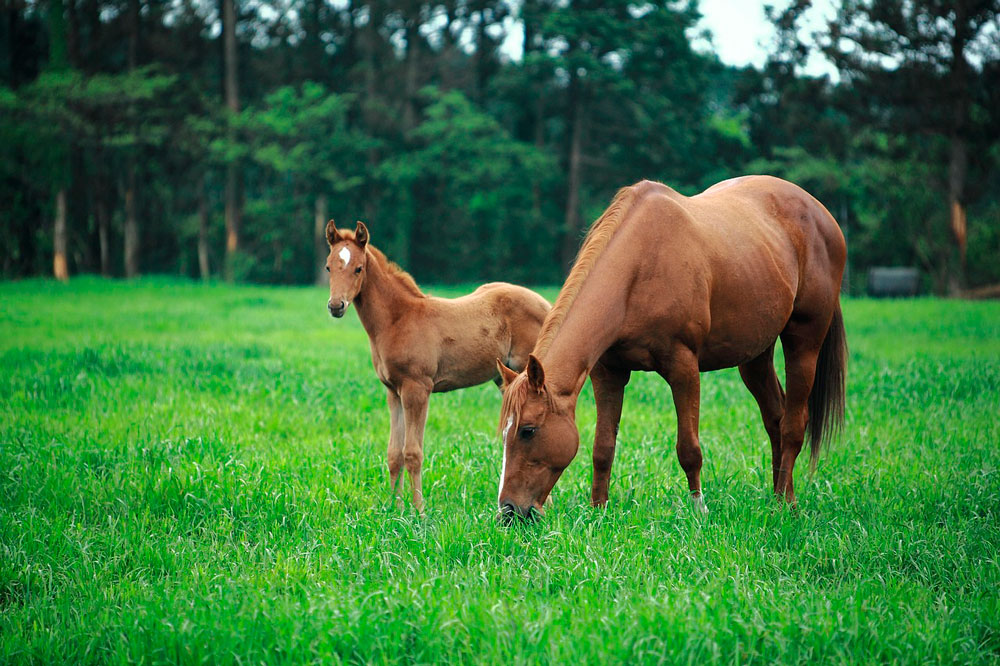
[496,176,847,519]
[324,220,551,511]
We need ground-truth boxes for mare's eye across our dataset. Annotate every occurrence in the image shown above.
[325,266,330,272]
[519,426,537,440]
[354,266,362,274]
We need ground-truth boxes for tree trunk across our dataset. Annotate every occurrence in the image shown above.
[97,193,109,276]
[473,1,487,104]
[124,173,139,277]
[305,0,323,81]
[224,166,241,277]
[947,3,969,295]
[314,193,328,285]
[53,189,69,281]
[839,199,849,295]
[48,0,69,281]
[402,10,419,132]
[222,0,241,280]
[948,135,967,294]
[524,0,544,223]
[123,0,139,278]
[198,178,210,280]
[561,74,584,270]
[361,4,381,239]
[47,0,69,70]
[66,0,80,67]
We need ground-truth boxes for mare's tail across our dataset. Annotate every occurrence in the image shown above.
[807,301,847,470]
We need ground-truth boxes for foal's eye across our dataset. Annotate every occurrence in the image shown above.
[325,266,330,272]
[354,266,362,274]
[519,426,537,440]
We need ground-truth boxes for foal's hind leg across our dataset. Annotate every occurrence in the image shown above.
[776,320,827,505]
[398,379,432,512]
[738,344,785,492]
[386,388,405,503]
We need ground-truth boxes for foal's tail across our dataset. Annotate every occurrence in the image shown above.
[807,301,847,470]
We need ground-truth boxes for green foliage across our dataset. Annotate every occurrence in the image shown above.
[2,280,999,662]
[0,0,998,290]
[380,87,557,281]
[241,83,368,191]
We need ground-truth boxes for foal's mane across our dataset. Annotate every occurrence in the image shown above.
[532,183,642,357]
[340,227,424,298]
[368,246,425,298]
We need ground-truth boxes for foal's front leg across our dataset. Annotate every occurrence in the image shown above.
[398,379,432,512]
[386,388,405,502]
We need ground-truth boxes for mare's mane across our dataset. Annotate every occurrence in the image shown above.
[532,183,642,357]
[499,182,642,433]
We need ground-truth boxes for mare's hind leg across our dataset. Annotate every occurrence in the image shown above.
[386,388,405,502]
[738,344,786,492]
[590,361,630,507]
[776,319,827,505]
[399,379,432,512]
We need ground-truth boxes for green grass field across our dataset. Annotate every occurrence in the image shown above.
[2,278,999,664]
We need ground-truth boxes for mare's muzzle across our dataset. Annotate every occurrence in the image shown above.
[498,501,538,525]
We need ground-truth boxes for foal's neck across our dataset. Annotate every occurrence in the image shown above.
[353,247,423,340]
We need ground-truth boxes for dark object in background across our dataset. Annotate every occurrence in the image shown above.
[868,267,920,297]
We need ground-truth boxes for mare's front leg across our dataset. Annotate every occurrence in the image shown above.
[663,346,706,512]
[398,379,432,512]
[590,361,630,507]
[386,388,405,503]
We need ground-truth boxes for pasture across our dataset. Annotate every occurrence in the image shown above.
[2,278,999,664]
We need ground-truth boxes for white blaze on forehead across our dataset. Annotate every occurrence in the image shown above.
[338,246,352,267]
[498,415,513,504]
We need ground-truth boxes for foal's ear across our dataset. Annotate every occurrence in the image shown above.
[326,219,341,246]
[526,354,545,392]
[354,221,369,248]
[496,359,518,391]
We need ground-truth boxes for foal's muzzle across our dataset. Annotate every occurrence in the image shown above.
[328,300,347,318]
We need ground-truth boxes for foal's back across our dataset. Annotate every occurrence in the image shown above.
[403,283,550,392]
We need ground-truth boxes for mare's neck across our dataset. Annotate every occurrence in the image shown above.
[540,252,632,400]
[353,249,423,340]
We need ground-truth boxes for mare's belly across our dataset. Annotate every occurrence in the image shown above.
[697,299,791,371]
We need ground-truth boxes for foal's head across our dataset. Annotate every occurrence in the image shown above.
[496,355,579,522]
[325,220,369,318]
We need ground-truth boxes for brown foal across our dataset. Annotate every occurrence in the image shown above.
[496,176,847,519]
[325,220,550,511]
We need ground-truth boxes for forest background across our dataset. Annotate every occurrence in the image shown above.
[2,0,999,293]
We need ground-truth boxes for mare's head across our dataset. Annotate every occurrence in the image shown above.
[325,220,369,318]
[496,355,579,522]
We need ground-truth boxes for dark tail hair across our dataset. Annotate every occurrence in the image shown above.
[807,302,847,470]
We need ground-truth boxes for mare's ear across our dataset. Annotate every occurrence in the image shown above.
[526,354,545,392]
[496,359,518,391]
[326,219,341,246]
[354,221,369,248]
